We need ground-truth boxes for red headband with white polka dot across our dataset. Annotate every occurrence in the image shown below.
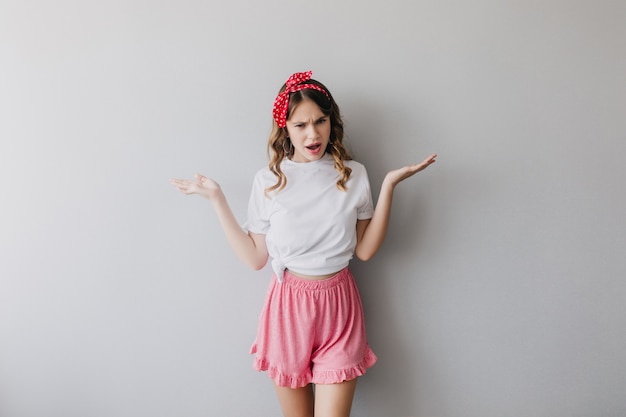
[272,71,330,128]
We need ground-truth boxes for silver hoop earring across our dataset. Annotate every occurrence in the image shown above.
[283,138,293,156]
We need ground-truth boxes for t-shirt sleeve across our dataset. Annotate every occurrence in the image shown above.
[244,172,270,234]
[357,165,374,220]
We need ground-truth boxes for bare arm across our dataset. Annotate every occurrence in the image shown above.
[170,174,269,270]
[355,153,437,261]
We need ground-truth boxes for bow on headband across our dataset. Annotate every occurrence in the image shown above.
[272,71,330,128]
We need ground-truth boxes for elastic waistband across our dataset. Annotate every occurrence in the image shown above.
[279,267,351,291]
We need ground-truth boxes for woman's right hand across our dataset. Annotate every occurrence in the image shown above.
[170,174,222,200]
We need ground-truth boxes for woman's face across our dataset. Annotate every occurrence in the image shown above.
[285,99,331,163]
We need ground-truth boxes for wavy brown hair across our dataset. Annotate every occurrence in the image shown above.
[266,79,352,194]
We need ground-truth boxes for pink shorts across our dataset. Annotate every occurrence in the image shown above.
[250,268,377,388]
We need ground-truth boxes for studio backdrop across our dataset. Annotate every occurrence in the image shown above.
[1,1,625,416]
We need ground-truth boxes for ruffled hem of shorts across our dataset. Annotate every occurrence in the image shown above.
[251,355,312,389]
[250,344,378,389]
[311,347,378,385]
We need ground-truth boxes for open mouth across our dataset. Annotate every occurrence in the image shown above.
[306,143,322,152]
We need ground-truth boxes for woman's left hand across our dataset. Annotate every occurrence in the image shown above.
[384,153,437,187]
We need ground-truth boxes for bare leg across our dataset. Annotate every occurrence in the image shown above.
[313,378,358,417]
[274,383,315,417]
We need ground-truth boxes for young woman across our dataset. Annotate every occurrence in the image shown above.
[171,71,436,417]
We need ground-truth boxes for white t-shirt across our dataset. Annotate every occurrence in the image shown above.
[246,154,374,281]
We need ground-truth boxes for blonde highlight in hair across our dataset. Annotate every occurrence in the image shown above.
[266,79,352,195]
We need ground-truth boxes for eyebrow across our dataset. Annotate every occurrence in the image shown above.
[290,115,327,125]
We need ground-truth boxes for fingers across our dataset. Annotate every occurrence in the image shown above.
[420,153,437,165]
[391,154,436,182]
[413,153,437,170]
[169,179,185,190]
[170,179,191,187]
[170,173,207,183]
[170,178,196,194]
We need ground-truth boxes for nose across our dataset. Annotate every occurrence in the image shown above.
[306,124,320,139]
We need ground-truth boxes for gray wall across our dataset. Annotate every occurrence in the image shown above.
[1,1,625,416]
